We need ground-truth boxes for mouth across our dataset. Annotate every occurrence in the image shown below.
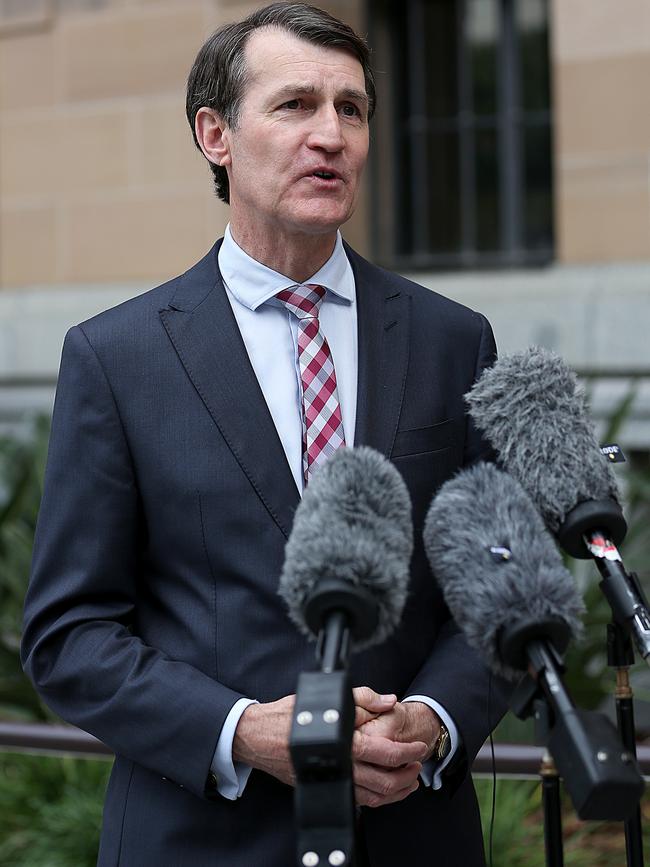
[308,169,342,182]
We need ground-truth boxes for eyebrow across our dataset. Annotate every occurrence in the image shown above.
[269,83,369,109]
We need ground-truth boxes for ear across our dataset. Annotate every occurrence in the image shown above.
[194,108,232,168]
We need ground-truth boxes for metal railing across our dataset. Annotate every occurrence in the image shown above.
[2,721,650,779]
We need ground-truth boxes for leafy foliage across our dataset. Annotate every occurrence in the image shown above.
[0,753,110,867]
[0,416,53,721]
[475,776,648,866]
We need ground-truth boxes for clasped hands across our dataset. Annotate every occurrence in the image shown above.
[232,687,440,808]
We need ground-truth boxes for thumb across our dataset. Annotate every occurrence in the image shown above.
[353,686,396,713]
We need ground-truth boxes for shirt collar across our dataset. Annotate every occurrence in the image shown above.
[218,224,353,312]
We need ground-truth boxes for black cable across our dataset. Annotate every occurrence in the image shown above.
[488,673,496,867]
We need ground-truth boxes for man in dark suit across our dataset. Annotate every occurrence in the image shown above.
[22,4,507,865]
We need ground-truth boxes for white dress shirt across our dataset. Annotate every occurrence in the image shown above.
[210,225,458,798]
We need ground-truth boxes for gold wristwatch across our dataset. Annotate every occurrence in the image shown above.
[432,721,451,761]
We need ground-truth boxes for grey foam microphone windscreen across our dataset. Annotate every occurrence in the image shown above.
[465,346,621,534]
[278,446,413,651]
[424,462,584,681]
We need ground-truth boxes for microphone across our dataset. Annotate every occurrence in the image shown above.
[464,346,624,546]
[424,462,644,820]
[279,447,413,867]
[279,445,413,667]
[465,346,650,661]
[424,461,583,682]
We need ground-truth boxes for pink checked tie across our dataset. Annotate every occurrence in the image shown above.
[276,284,346,484]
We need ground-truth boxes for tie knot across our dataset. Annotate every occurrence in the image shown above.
[276,284,325,320]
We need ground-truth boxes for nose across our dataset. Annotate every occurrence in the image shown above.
[306,104,345,152]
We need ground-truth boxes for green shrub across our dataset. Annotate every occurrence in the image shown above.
[0,416,52,721]
[475,775,644,866]
[0,753,110,867]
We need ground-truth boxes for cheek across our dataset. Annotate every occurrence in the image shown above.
[354,141,369,172]
[244,147,289,184]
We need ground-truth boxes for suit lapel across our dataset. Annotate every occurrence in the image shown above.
[159,244,300,539]
[158,243,410,537]
[347,246,411,457]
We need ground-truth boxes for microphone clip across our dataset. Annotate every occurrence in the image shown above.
[290,669,357,867]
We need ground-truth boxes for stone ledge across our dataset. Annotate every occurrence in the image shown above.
[2,263,650,444]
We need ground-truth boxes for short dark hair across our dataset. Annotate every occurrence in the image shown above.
[185,2,376,203]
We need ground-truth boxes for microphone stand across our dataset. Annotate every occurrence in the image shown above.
[511,654,568,867]
[508,630,645,867]
[557,502,647,867]
[528,694,564,867]
[607,621,645,867]
[587,532,646,867]
[540,749,564,867]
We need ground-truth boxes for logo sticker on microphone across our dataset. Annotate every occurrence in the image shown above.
[586,534,622,562]
[600,443,626,463]
[489,546,512,562]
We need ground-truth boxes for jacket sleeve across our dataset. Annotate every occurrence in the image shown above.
[405,311,512,789]
[462,312,498,466]
[21,325,245,800]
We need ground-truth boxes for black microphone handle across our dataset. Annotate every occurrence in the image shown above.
[318,610,351,674]
[524,639,644,821]
[526,640,574,718]
[582,530,650,662]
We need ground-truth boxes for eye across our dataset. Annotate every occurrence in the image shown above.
[340,103,362,118]
[281,99,301,110]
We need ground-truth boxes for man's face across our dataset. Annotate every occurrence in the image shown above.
[221,27,370,241]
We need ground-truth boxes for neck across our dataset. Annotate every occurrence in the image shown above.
[229,222,338,284]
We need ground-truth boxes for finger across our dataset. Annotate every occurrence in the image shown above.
[352,731,428,767]
[355,706,380,728]
[357,715,399,740]
[353,686,396,712]
[355,778,420,809]
[353,760,422,796]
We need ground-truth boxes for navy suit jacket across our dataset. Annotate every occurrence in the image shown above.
[22,242,507,866]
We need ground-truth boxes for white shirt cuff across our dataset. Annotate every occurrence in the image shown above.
[402,695,460,791]
[210,697,258,800]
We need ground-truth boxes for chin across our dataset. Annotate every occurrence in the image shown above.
[288,205,354,235]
